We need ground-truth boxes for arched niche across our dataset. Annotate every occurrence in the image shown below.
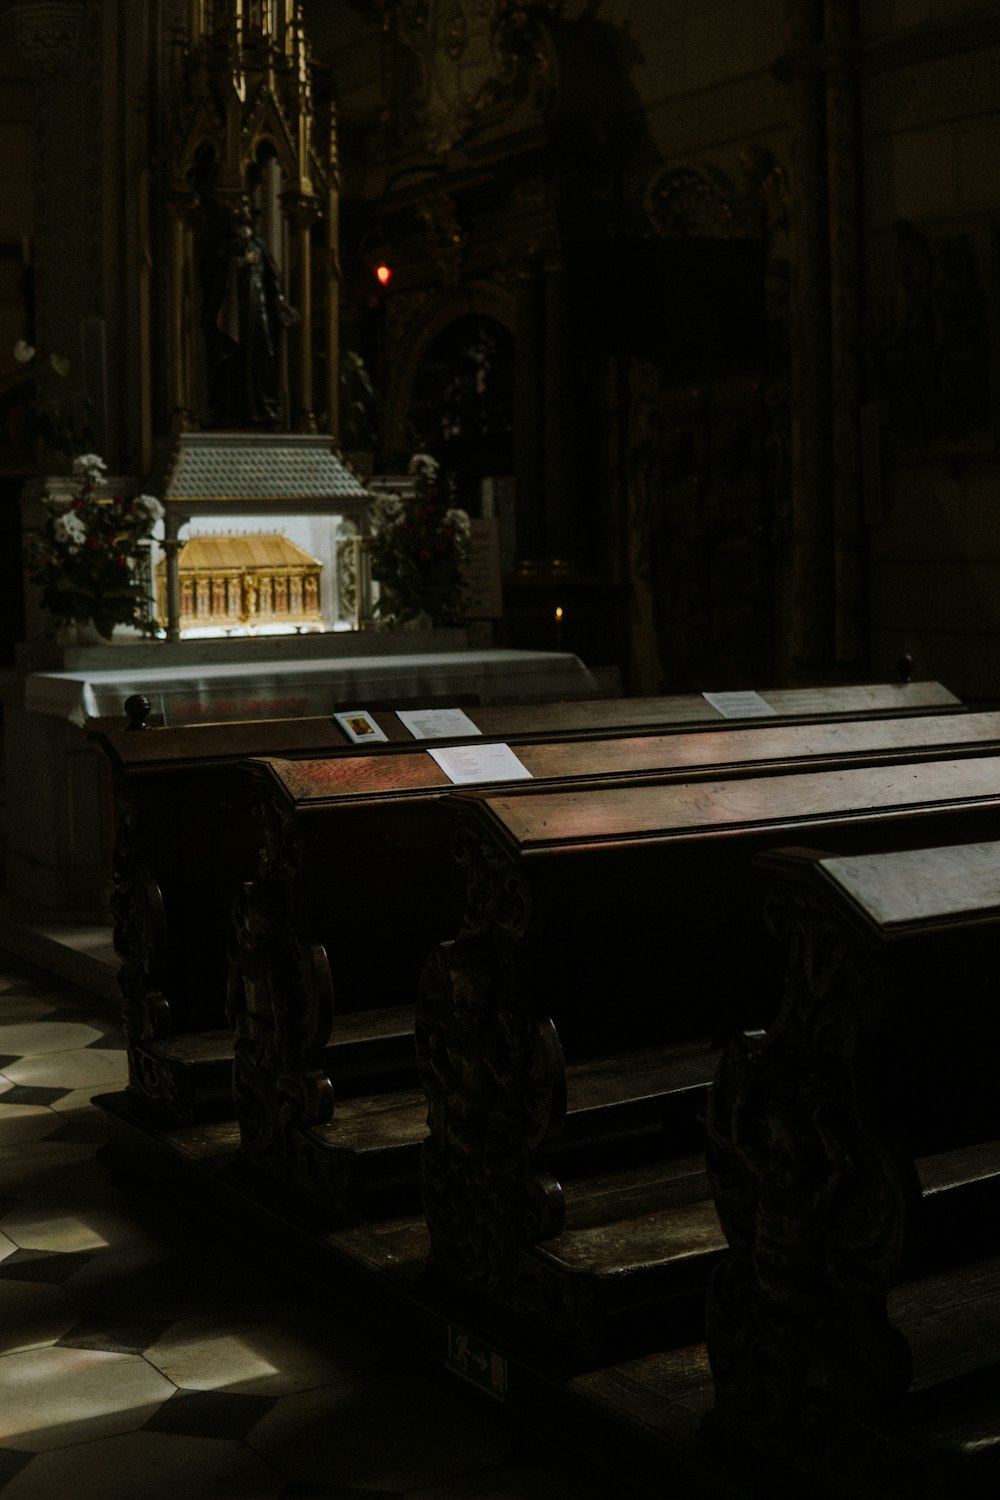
[385,282,515,501]
[183,139,298,429]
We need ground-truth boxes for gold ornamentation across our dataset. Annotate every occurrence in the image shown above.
[154,533,323,633]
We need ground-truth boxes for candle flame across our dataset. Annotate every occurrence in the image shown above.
[554,606,563,622]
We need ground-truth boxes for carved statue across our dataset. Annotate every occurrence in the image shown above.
[199,198,299,428]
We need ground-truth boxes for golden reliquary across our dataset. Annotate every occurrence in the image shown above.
[155,532,323,631]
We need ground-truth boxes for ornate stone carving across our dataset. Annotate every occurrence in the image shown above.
[415,819,566,1293]
[705,876,919,1491]
[415,188,467,284]
[389,0,559,155]
[5,0,85,73]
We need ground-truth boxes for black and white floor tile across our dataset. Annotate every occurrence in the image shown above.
[0,958,602,1500]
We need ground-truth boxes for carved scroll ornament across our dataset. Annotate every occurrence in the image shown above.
[109,780,170,1047]
[416,819,566,1294]
[705,881,919,1490]
[227,870,336,1178]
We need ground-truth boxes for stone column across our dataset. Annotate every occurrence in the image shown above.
[543,255,573,561]
[162,509,186,643]
[167,197,193,432]
[780,0,834,679]
[284,194,319,433]
[513,260,545,562]
[826,0,865,669]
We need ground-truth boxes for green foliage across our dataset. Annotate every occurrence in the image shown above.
[24,455,163,639]
[369,454,471,628]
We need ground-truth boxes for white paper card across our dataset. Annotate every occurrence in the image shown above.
[428,742,532,785]
[333,710,388,744]
[396,707,482,739]
[702,690,776,719]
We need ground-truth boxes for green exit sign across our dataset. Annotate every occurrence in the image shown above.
[446,1326,508,1401]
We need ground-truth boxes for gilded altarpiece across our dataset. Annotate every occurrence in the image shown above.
[159,0,339,438]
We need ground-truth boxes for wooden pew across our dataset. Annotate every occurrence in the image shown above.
[95,679,960,1125]
[705,842,1000,1498]
[410,756,1000,1369]
[225,732,1000,1240]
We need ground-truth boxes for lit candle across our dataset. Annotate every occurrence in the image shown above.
[554,604,564,650]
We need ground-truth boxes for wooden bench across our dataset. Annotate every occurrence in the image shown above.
[95,679,959,1124]
[411,756,1000,1368]
[705,841,1000,1497]
[225,710,1000,1220]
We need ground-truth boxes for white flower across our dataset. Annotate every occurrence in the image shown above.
[72,453,107,482]
[13,339,35,364]
[373,493,405,528]
[442,507,471,537]
[408,452,439,479]
[133,493,164,524]
[53,512,87,548]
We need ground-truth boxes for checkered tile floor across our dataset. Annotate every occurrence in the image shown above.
[0,957,602,1500]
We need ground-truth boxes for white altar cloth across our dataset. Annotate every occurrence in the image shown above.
[25,649,597,727]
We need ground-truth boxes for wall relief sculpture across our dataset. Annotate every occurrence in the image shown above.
[388,0,560,155]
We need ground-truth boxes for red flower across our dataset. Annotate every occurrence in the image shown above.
[72,499,82,511]
[419,548,431,561]
[115,555,127,567]
[86,535,99,550]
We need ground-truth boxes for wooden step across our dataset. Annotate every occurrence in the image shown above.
[553,1040,716,1165]
[441,1155,726,1368]
[126,1003,419,1128]
[540,1155,724,1294]
[128,1028,235,1124]
[888,1252,1000,1492]
[324,1003,417,1094]
[302,1038,717,1198]
[912,1139,1000,1270]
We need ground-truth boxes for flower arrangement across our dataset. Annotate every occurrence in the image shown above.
[369,453,471,628]
[24,454,164,640]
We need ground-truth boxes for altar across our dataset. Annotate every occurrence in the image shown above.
[1,640,596,920]
[24,644,594,728]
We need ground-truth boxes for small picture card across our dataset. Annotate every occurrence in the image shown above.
[428,742,532,786]
[396,707,481,740]
[702,690,776,720]
[334,709,388,744]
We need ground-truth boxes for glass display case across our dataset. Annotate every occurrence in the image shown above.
[153,432,372,642]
